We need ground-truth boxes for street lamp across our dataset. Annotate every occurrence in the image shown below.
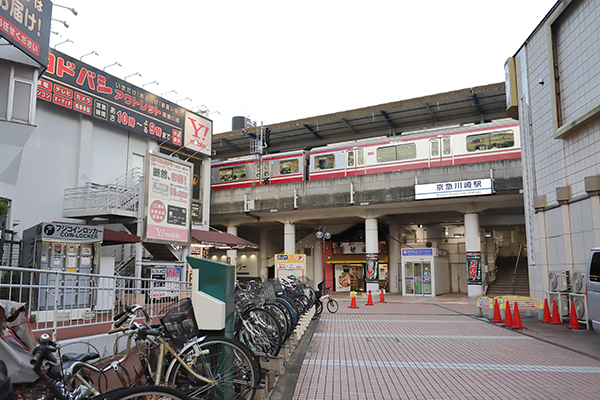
[316,226,331,286]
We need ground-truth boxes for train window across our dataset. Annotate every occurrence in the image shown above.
[377,146,396,163]
[431,141,440,157]
[377,143,416,162]
[357,149,365,166]
[279,159,299,175]
[467,130,514,152]
[314,154,335,170]
[443,137,451,155]
[219,166,246,181]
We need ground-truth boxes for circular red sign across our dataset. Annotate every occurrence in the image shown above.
[150,200,166,223]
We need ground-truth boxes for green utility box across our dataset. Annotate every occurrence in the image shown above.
[187,256,235,338]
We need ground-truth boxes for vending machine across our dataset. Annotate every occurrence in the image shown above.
[22,222,103,322]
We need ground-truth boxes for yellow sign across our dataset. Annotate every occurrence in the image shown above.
[275,254,306,280]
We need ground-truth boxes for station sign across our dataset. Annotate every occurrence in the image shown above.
[415,178,493,200]
[38,48,212,156]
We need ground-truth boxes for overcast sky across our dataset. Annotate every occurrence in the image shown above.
[49,1,557,134]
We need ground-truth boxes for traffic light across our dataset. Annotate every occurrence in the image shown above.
[265,128,271,146]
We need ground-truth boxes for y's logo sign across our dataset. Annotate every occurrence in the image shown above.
[184,111,212,156]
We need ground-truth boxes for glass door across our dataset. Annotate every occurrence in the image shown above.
[405,261,432,295]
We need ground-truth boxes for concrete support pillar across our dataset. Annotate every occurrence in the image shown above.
[284,223,295,255]
[389,224,401,293]
[260,230,269,279]
[226,226,238,268]
[365,218,379,292]
[557,187,573,274]
[465,213,482,299]
[534,196,549,298]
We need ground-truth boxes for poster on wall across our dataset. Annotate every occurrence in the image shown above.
[366,253,378,282]
[335,265,351,291]
[466,251,482,285]
[143,152,192,244]
[275,254,305,281]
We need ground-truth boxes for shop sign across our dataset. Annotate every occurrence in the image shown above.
[335,265,351,291]
[0,0,52,68]
[415,178,493,200]
[466,251,482,285]
[402,248,433,256]
[275,254,305,280]
[143,152,192,244]
[36,222,104,243]
[38,49,212,156]
[366,253,378,282]
[341,242,365,254]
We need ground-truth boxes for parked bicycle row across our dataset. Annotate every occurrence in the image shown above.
[1,276,330,400]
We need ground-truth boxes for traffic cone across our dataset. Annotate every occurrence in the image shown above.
[567,301,581,330]
[492,298,503,323]
[502,301,513,327]
[551,299,562,325]
[541,298,551,323]
[365,290,374,306]
[379,289,386,303]
[511,302,525,330]
[348,295,359,309]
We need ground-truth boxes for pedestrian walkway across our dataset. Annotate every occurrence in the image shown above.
[282,292,600,400]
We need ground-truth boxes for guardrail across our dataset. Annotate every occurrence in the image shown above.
[0,265,191,339]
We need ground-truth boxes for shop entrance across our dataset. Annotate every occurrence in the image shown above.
[404,261,432,295]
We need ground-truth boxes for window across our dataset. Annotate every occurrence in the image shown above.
[377,143,416,162]
[218,166,247,181]
[467,130,514,152]
[314,154,335,170]
[590,252,600,282]
[0,59,37,124]
[279,159,299,175]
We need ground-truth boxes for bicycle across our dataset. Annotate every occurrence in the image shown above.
[314,281,339,316]
[105,300,260,400]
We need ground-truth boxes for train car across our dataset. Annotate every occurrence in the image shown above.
[211,150,308,190]
[308,120,520,180]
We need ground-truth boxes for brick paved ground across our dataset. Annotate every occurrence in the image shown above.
[290,293,600,400]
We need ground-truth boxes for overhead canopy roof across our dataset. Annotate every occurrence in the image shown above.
[101,228,140,246]
[191,229,260,250]
[212,82,507,159]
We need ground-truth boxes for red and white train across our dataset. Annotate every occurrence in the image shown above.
[211,120,520,190]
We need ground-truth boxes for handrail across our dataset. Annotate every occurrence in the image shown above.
[511,245,523,294]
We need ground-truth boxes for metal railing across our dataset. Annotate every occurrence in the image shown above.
[0,265,191,339]
[63,168,141,217]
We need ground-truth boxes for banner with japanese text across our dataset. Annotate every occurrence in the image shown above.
[366,253,378,282]
[38,48,212,156]
[143,152,192,244]
[275,254,305,281]
[0,0,52,67]
[466,251,482,285]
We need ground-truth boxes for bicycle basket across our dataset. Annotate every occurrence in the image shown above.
[159,298,199,348]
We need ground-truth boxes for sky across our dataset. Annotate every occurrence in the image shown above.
[48,1,558,134]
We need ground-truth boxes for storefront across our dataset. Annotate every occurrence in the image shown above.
[329,254,389,292]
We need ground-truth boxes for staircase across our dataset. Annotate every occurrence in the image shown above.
[486,255,530,297]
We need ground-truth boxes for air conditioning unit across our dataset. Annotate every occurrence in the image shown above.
[548,271,559,292]
[549,293,570,317]
[558,270,571,292]
[572,271,586,293]
[569,293,589,328]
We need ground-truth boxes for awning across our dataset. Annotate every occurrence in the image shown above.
[191,229,260,250]
[327,254,389,264]
[102,228,141,246]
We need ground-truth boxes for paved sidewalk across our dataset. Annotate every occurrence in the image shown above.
[287,293,600,400]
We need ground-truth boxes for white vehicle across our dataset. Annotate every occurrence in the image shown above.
[586,247,600,332]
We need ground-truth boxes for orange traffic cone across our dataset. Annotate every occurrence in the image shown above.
[551,299,562,325]
[567,301,581,330]
[379,289,386,303]
[511,302,525,330]
[502,301,513,327]
[492,298,503,323]
[541,298,551,323]
[348,295,359,309]
[365,290,374,306]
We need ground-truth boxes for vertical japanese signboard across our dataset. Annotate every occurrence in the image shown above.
[144,152,192,245]
[0,0,52,68]
[38,49,213,156]
[466,251,482,285]
[366,253,378,282]
[275,254,306,281]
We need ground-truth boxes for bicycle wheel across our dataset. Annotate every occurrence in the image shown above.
[314,298,323,317]
[237,307,282,356]
[166,337,258,400]
[263,302,290,341]
[327,298,339,313]
[99,385,194,400]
